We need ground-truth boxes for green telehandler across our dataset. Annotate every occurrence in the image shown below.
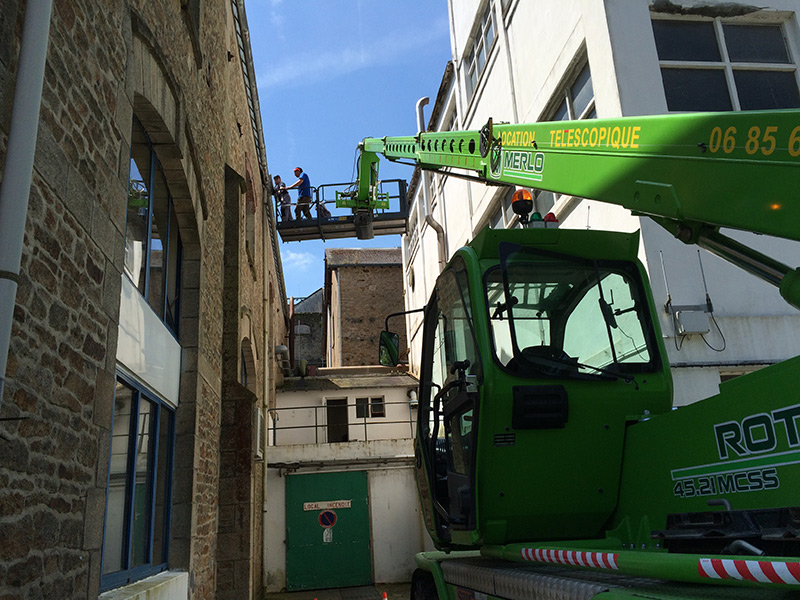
[355,109,800,599]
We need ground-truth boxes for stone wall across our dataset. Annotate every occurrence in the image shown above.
[337,265,408,367]
[0,1,285,598]
[293,312,325,369]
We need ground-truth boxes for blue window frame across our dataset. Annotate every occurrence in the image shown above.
[101,373,175,591]
[124,117,183,335]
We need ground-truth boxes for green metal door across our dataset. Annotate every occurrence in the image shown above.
[285,471,372,590]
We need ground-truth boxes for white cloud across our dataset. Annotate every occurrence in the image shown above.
[257,16,449,92]
[281,249,316,271]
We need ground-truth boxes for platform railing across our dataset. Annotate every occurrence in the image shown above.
[268,399,417,446]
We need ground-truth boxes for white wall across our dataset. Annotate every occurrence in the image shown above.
[271,385,417,446]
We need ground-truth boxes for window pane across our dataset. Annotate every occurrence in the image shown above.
[661,67,732,111]
[490,208,503,229]
[724,24,790,64]
[564,273,651,367]
[103,382,135,575]
[484,11,495,50]
[467,67,477,100]
[734,70,800,109]
[356,398,368,418]
[152,405,173,565]
[477,41,486,74]
[535,190,556,215]
[570,63,594,118]
[502,189,516,228]
[148,167,170,320]
[370,397,385,418]
[652,20,721,62]
[553,98,569,122]
[132,399,155,567]
[125,122,152,294]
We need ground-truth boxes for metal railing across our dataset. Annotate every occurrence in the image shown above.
[274,179,408,227]
[268,399,417,446]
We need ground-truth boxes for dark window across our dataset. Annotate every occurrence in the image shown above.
[355,397,369,419]
[652,18,800,112]
[734,70,800,109]
[653,20,721,62]
[355,397,385,418]
[723,24,790,64]
[125,118,183,334]
[660,68,732,112]
[101,375,174,590]
[370,397,385,418]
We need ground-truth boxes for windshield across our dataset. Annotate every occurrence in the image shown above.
[485,251,658,379]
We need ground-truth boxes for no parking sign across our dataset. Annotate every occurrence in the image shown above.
[318,509,337,528]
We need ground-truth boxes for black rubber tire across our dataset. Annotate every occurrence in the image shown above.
[411,569,438,600]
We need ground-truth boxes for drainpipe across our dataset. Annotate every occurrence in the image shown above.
[0,0,53,404]
[415,97,447,271]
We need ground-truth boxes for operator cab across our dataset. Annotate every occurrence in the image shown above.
[413,226,673,550]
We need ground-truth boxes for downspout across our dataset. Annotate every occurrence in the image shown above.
[415,97,447,270]
[0,0,53,404]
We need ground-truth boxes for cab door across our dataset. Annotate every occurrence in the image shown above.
[415,257,482,546]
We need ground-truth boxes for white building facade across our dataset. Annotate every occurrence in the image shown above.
[403,0,800,405]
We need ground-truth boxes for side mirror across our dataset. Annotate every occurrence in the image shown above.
[378,330,400,366]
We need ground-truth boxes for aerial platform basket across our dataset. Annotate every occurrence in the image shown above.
[276,179,408,242]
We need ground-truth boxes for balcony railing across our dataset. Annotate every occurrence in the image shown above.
[268,399,417,446]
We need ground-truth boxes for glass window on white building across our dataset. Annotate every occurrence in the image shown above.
[489,188,523,229]
[652,18,800,111]
[539,57,596,215]
[464,2,497,101]
[549,60,596,122]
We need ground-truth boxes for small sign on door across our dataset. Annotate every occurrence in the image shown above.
[303,500,352,511]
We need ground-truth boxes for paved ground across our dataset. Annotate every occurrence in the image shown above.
[265,582,411,600]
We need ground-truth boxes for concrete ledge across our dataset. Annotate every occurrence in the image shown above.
[99,571,189,600]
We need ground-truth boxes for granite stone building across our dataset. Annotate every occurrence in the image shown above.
[0,1,287,598]
[324,248,408,368]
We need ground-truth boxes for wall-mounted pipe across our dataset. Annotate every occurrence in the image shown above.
[415,97,447,271]
[0,0,54,404]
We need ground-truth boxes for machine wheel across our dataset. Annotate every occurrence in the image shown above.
[411,569,438,600]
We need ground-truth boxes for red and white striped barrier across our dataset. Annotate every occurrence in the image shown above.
[521,548,619,570]
[699,558,800,585]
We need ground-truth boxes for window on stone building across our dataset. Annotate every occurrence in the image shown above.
[255,405,265,460]
[101,374,174,591]
[464,1,497,102]
[125,118,183,335]
[652,18,800,111]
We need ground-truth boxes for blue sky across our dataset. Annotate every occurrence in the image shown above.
[246,0,452,299]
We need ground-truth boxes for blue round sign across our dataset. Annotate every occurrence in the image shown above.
[319,510,337,528]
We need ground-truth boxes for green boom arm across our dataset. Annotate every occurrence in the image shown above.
[352,110,800,307]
